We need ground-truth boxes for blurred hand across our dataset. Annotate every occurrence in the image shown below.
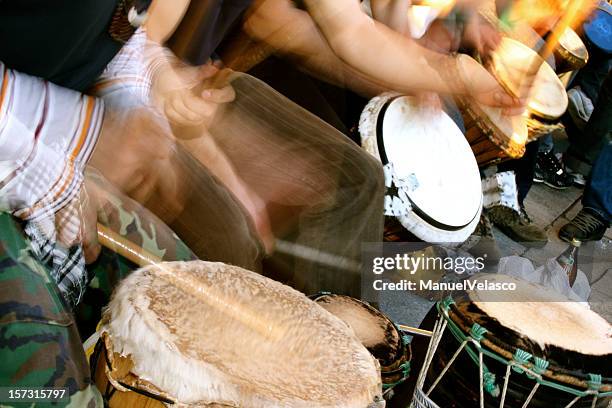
[54,175,107,264]
[458,54,527,116]
[462,13,501,57]
[89,107,175,201]
[152,62,235,138]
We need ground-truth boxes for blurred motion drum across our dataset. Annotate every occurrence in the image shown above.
[311,293,412,394]
[359,93,482,243]
[91,261,385,407]
[411,274,612,408]
[490,37,569,141]
[553,28,589,74]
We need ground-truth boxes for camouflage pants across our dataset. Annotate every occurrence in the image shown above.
[0,194,195,407]
[0,213,102,408]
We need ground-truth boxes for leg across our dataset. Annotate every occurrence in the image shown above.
[498,140,540,206]
[0,213,102,407]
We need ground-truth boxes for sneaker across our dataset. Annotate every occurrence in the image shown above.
[565,167,587,187]
[533,150,572,189]
[559,208,609,242]
[487,205,548,247]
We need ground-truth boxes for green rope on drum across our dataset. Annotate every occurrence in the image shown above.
[526,357,549,379]
[440,296,455,311]
[511,349,532,374]
[432,300,612,401]
[483,371,500,397]
[382,361,411,390]
[469,324,488,341]
[587,374,602,391]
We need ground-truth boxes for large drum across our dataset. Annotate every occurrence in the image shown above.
[411,274,612,408]
[490,37,569,140]
[310,293,412,396]
[553,28,589,74]
[359,93,483,243]
[91,261,385,407]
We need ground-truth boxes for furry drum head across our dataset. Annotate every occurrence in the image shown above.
[98,261,384,407]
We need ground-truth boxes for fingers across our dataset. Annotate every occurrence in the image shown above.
[201,85,236,104]
[164,84,235,128]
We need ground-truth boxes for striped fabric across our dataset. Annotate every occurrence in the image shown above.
[93,29,172,108]
[0,61,104,307]
[0,28,172,307]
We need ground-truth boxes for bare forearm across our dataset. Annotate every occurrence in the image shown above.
[370,0,412,36]
[244,0,387,96]
[304,0,469,95]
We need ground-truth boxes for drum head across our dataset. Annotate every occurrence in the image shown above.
[101,261,383,408]
[492,38,568,120]
[559,27,589,61]
[312,294,403,368]
[380,96,482,229]
[467,274,612,356]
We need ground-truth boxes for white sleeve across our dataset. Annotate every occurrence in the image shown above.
[0,61,104,220]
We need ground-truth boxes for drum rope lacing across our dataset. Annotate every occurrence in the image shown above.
[413,297,611,408]
[381,325,413,392]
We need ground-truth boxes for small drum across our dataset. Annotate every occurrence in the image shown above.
[91,261,385,407]
[553,28,589,74]
[490,37,569,141]
[584,1,612,55]
[310,293,412,394]
[411,274,612,408]
[359,93,483,243]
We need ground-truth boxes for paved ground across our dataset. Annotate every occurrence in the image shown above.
[380,181,612,330]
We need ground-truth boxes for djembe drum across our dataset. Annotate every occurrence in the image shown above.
[359,93,483,243]
[310,293,412,396]
[553,28,589,74]
[411,274,612,408]
[91,261,385,407]
[490,37,569,141]
[460,99,528,167]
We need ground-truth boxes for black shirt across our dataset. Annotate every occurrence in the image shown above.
[0,0,122,91]
[167,0,253,65]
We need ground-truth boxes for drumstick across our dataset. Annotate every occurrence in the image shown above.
[97,223,286,341]
[397,324,433,337]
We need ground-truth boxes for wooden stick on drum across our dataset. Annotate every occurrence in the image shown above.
[97,223,286,341]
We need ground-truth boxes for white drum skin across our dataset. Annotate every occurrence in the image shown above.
[360,93,483,243]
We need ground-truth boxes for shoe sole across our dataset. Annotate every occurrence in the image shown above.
[543,180,570,190]
[533,178,570,190]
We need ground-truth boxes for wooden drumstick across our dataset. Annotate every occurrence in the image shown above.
[96,223,286,341]
[397,324,434,337]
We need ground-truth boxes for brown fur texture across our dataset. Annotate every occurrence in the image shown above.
[102,261,383,407]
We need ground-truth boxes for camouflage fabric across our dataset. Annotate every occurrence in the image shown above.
[0,213,102,408]
[77,191,196,337]
[1,188,196,406]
